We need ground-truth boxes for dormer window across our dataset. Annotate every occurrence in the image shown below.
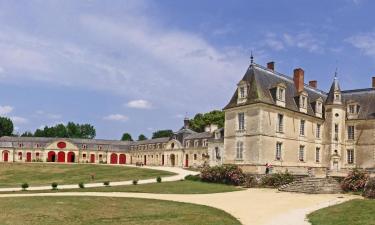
[185,140,190,148]
[297,91,308,113]
[313,97,323,118]
[301,96,307,108]
[237,81,248,104]
[277,87,285,101]
[347,103,360,119]
[194,140,199,148]
[274,83,286,107]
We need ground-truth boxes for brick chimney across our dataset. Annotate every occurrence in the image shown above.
[372,77,375,88]
[267,62,275,71]
[293,68,305,93]
[309,80,317,88]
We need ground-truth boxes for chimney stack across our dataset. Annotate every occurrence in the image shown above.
[372,77,375,88]
[184,117,190,129]
[293,68,305,93]
[267,61,275,71]
[309,80,317,88]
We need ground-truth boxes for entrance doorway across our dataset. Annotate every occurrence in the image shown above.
[185,154,189,167]
[110,153,118,164]
[26,152,32,162]
[162,155,164,166]
[90,154,95,163]
[144,155,147,165]
[48,151,56,162]
[67,152,75,163]
[58,151,65,163]
[2,151,9,162]
[119,154,126,164]
[170,154,176,167]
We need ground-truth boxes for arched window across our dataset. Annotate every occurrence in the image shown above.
[236,141,243,159]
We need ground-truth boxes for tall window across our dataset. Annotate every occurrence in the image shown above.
[276,142,282,160]
[238,113,245,131]
[300,120,305,136]
[334,124,339,140]
[277,114,284,133]
[347,149,354,164]
[239,87,245,98]
[315,147,320,163]
[349,105,355,114]
[236,141,244,159]
[348,126,355,140]
[277,88,285,101]
[299,145,305,162]
[317,102,322,114]
[316,124,321,138]
[301,96,307,108]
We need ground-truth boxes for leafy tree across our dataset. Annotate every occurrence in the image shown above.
[121,133,133,141]
[189,110,224,132]
[0,117,14,137]
[21,131,34,137]
[80,124,96,139]
[152,129,174,139]
[27,122,96,139]
[138,134,147,141]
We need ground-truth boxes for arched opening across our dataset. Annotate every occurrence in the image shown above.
[90,154,95,163]
[110,153,118,164]
[48,151,56,162]
[58,151,65,163]
[185,154,189,167]
[26,152,32,162]
[18,152,22,161]
[119,154,126,164]
[170,154,176,167]
[2,151,9,162]
[67,152,75,163]
[144,155,147,165]
[162,154,165,166]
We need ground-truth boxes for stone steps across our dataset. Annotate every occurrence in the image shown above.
[278,177,342,194]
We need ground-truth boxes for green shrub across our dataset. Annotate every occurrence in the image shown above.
[261,171,294,187]
[103,181,110,186]
[184,174,201,181]
[21,183,29,191]
[200,165,245,186]
[51,182,58,190]
[78,182,85,189]
[363,178,375,199]
[341,168,369,192]
[156,176,162,183]
[243,175,258,188]
[132,180,138,185]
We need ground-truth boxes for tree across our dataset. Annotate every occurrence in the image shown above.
[152,130,173,139]
[80,124,96,139]
[0,117,14,137]
[138,134,147,141]
[189,110,224,132]
[21,131,34,137]
[26,122,96,139]
[121,133,133,141]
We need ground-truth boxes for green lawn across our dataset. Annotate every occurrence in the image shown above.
[0,196,241,225]
[308,199,375,225]
[0,163,175,187]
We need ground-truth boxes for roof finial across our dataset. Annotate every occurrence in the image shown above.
[250,51,254,64]
[334,67,338,79]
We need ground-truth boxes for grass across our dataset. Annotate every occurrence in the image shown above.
[308,199,375,225]
[0,163,175,187]
[0,196,241,225]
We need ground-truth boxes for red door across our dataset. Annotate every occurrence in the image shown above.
[58,151,65,163]
[185,154,189,167]
[119,154,126,164]
[67,152,75,163]
[3,151,9,162]
[26,152,32,162]
[90,154,95,163]
[48,151,56,162]
[110,153,118,164]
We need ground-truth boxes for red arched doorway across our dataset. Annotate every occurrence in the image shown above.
[67,152,75,163]
[58,151,65,163]
[26,152,32,162]
[90,154,95,163]
[2,151,9,162]
[119,154,126,164]
[110,153,118,164]
[185,154,189,167]
[48,151,56,162]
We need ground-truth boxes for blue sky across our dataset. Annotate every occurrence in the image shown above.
[0,0,375,139]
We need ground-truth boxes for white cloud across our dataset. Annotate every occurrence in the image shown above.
[103,114,129,122]
[10,116,28,124]
[346,33,375,57]
[35,110,62,119]
[0,105,13,115]
[126,99,153,109]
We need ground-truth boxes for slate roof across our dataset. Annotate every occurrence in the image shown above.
[342,89,375,119]
[224,63,327,118]
[185,131,213,140]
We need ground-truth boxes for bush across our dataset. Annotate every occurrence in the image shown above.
[21,183,29,191]
[185,174,201,181]
[341,169,369,192]
[200,165,245,186]
[51,182,58,190]
[156,176,162,183]
[103,181,110,186]
[243,175,258,188]
[132,180,138,185]
[363,178,375,199]
[78,182,85,189]
[261,171,294,187]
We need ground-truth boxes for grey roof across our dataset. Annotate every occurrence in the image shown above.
[342,89,375,119]
[224,63,326,117]
[325,77,342,105]
[185,132,213,140]
[130,137,170,146]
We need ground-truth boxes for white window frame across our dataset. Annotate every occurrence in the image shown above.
[299,145,305,162]
[315,147,320,163]
[276,142,282,160]
[300,120,305,136]
[348,126,355,140]
[277,87,285,102]
[277,114,284,133]
[316,124,321,139]
[238,112,245,131]
[236,141,244,160]
[347,149,354,164]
